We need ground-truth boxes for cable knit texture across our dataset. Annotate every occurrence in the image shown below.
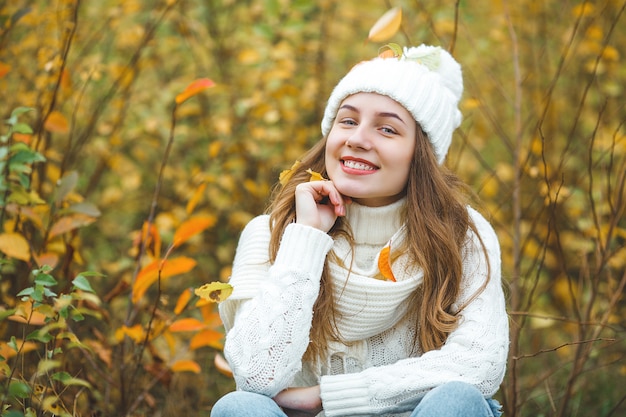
[219,199,509,416]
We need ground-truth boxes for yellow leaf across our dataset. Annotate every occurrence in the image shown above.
[114,324,145,344]
[174,288,193,315]
[194,282,233,303]
[368,6,402,42]
[279,160,301,185]
[186,183,207,215]
[170,359,201,374]
[132,257,197,303]
[572,3,595,17]
[190,329,223,350]
[8,301,47,325]
[0,233,31,261]
[175,78,216,104]
[43,111,69,134]
[169,317,205,332]
[377,244,396,282]
[306,168,326,182]
[172,215,217,247]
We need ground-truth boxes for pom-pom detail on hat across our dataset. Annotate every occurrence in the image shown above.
[321,44,463,164]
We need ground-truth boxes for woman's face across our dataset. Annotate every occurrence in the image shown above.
[325,92,417,207]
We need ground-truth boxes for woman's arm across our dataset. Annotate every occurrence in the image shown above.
[219,216,334,397]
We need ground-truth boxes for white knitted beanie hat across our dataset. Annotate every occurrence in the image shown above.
[320,44,463,164]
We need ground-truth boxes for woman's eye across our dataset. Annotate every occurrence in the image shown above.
[340,118,357,126]
[381,126,397,135]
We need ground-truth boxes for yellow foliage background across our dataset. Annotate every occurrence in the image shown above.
[1,0,625,416]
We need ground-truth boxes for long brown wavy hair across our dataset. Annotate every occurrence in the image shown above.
[267,124,489,361]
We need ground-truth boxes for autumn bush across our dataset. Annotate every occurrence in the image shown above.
[1,0,624,416]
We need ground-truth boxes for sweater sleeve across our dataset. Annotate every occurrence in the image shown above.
[319,209,509,416]
[218,215,334,397]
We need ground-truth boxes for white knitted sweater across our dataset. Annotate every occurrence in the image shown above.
[219,199,509,416]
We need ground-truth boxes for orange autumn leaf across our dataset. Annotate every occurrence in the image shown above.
[175,78,216,104]
[174,288,193,315]
[132,257,197,303]
[198,306,222,326]
[33,252,60,269]
[138,221,161,259]
[186,183,207,215]
[0,340,37,359]
[172,215,217,247]
[9,301,48,326]
[368,6,403,42]
[378,245,396,282]
[169,317,205,332]
[0,62,10,78]
[12,133,32,144]
[170,359,201,374]
[44,111,69,134]
[48,214,97,239]
[190,329,223,350]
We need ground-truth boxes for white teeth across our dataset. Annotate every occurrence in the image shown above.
[343,160,375,171]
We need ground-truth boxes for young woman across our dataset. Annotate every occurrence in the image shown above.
[211,44,509,417]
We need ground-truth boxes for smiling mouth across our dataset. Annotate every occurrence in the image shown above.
[342,159,377,171]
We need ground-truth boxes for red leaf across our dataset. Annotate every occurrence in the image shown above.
[175,78,215,104]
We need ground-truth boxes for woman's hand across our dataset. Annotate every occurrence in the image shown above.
[274,385,322,417]
[295,181,348,232]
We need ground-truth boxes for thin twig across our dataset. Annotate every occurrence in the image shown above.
[513,338,616,360]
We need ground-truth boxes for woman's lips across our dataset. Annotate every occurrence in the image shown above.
[341,157,378,174]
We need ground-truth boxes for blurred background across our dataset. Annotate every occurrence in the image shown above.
[0,0,624,416]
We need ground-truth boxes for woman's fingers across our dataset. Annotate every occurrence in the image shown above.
[294,181,347,231]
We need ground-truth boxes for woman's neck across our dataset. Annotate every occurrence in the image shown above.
[344,197,406,245]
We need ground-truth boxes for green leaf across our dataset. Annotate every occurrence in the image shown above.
[36,359,61,375]
[6,106,32,126]
[72,275,96,293]
[26,329,53,343]
[0,308,17,321]
[16,287,34,298]
[8,381,31,399]
[34,273,57,287]
[12,123,33,134]
[51,371,92,388]
[4,410,28,417]
[8,336,18,351]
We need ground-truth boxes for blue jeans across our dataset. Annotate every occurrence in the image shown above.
[210,381,502,416]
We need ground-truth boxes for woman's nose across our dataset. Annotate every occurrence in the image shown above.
[345,126,371,150]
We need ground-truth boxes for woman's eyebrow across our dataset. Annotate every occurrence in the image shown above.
[338,104,407,125]
[377,112,407,125]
